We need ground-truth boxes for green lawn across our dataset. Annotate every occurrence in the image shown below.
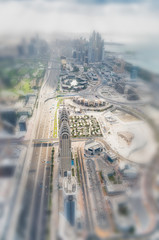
[53,98,63,138]
[53,110,58,138]
[0,59,46,97]
[15,78,32,94]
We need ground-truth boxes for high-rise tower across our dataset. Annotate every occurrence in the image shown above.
[59,106,71,177]
[88,31,104,63]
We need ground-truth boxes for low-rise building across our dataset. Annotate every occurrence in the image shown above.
[122,167,138,179]
[103,173,124,196]
[18,115,28,131]
[118,162,138,179]
[85,139,103,155]
[106,151,117,163]
[111,196,135,233]
[0,158,16,177]
[73,96,106,107]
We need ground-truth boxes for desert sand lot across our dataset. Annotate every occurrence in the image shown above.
[113,109,139,122]
[104,110,157,164]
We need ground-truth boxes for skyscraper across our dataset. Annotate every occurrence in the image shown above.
[59,106,72,177]
[88,31,104,63]
[72,32,104,64]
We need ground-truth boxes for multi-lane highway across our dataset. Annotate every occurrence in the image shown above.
[25,60,59,240]
[5,54,60,240]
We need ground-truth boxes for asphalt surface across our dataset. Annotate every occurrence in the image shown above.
[77,148,94,233]
[14,56,60,240]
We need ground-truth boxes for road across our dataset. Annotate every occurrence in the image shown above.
[25,59,60,240]
[6,53,60,240]
[77,147,94,233]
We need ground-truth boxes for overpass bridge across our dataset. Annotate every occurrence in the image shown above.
[0,136,93,145]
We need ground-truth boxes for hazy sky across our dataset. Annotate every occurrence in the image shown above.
[0,0,159,43]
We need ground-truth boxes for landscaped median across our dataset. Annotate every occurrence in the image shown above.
[75,153,80,184]
[53,109,58,138]
[53,98,63,138]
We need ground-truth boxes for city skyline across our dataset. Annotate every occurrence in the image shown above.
[0,2,159,239]
[0,0,159,43]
